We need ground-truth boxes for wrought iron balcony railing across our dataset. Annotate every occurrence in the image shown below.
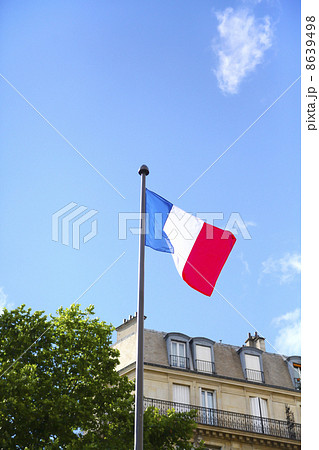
[169,354,189,369]
[245,368,265,383]
[144,397,301,441]
[195,359,215,374]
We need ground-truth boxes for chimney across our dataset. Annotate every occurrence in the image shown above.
[245,331,266,352]
[115,313,146,342]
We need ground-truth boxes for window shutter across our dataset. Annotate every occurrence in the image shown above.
[196,344,213,372]
[250,397,260,416]
[245,354,261,370]
[173,384,190,404]
[259,398,268,418]
[196,345,212,362]
[250,397,269,433]
[173,384,190,412]
[245,354,262,382]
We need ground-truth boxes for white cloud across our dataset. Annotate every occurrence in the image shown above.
[0,287,12,314]
[272,308,301,355]
[213,7,273,94]
[272,308,301,327]
[245,221,257,227]
[242,0,263,4]
[238,252,251,274]
[261,252,301,284]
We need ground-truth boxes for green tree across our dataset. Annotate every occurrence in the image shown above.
[0,304,203,449]
[144,407,204,450]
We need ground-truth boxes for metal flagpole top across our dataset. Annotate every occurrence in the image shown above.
[138,165,149,176]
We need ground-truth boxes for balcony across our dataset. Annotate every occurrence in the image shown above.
[144,398,301,441]
[245,368,265,383]
[195,359,215,374]
[169,354,189,369]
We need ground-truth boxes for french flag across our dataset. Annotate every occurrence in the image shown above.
[145,189,236,296]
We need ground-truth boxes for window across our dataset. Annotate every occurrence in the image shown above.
[201,389,217,425]
[245,354,264,383]
[286,356,301,390]
[250,397,269,433]
[293,363,301,376]
[165,333,191,369]
[237,346,264,384]
[196,345,214,373]
[171,341,187,368]
[293,363,301,390]
[173,384,190,412]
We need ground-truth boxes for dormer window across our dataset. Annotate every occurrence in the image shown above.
[237,345,265,383]
[286,356,301,390]
[244,354,264,383]
[190,337,215,374]
[293,363,301,390]
[195,344,214,373]
[171,341,188,369]
[165,334,215,372]
[165,333,191,370]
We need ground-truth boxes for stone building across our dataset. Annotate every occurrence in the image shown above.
[113,314,301,449]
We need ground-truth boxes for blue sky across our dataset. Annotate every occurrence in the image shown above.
[0,0,301,356]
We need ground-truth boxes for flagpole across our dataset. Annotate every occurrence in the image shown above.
[134,164,149,450]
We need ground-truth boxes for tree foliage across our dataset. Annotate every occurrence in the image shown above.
[0,304,203,449]
[144,407,204,450]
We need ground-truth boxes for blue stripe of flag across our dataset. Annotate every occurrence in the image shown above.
[145,188,174,253]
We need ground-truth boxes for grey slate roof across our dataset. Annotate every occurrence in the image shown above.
[143,328,297,390]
